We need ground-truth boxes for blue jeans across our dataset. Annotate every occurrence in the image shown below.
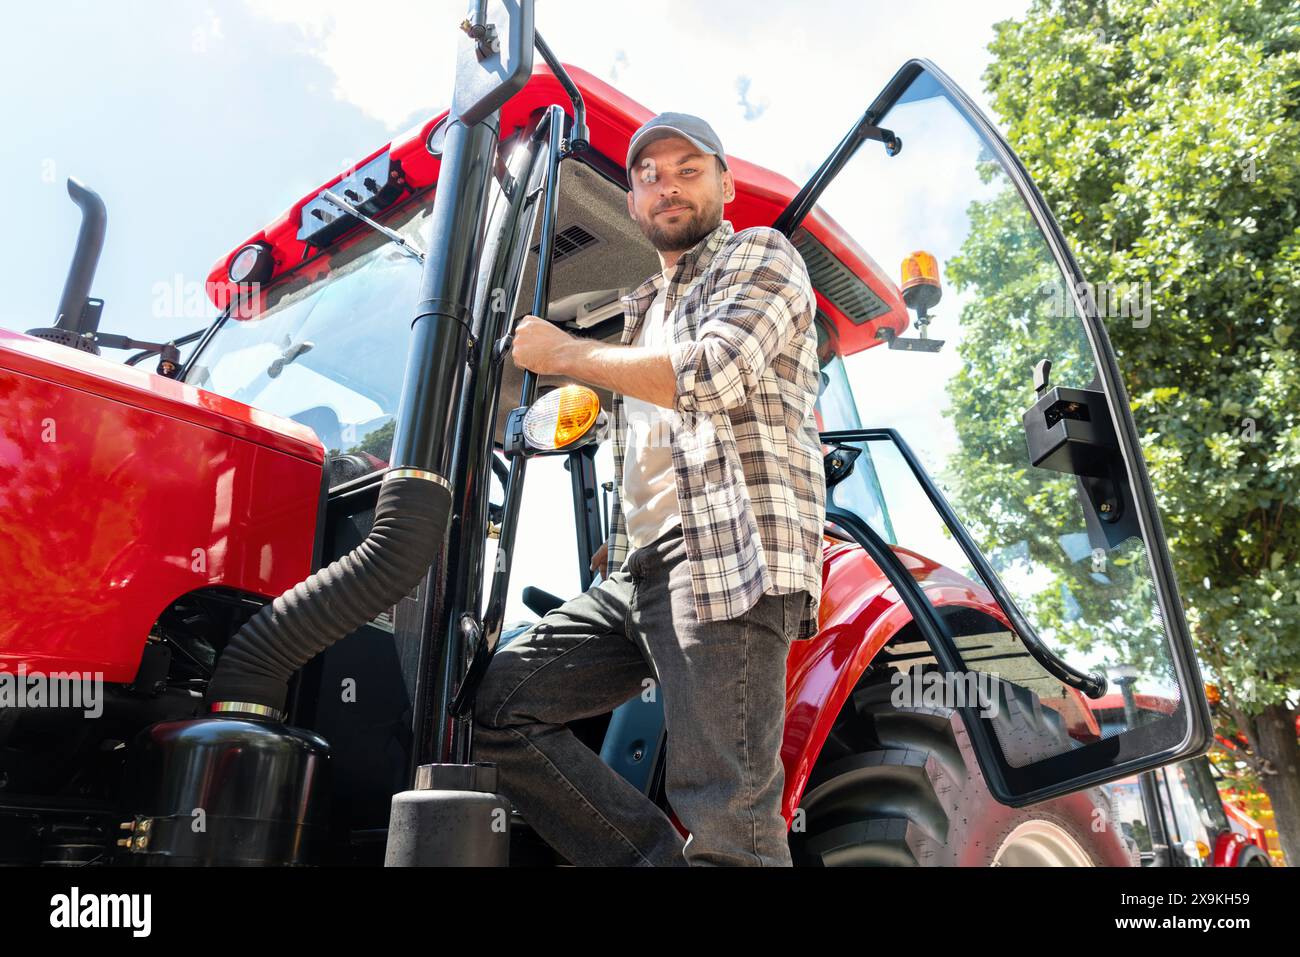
[472,524,801,866]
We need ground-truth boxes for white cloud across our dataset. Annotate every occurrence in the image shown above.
[243,0,454,128]
[242,0,1030,183]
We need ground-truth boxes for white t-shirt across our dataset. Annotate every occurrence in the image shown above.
[621,274,682,550]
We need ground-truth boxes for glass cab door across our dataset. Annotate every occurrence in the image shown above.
[795,60,1212,806]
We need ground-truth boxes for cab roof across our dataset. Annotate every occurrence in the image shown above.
[205,62,907,355]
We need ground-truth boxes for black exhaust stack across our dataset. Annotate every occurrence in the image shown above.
[27,177,108,353]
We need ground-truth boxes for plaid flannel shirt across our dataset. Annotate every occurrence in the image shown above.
[605,219,826,641]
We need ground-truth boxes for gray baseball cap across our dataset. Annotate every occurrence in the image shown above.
[625,111,728,184]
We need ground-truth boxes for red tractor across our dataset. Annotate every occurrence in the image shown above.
[0,3,1213,866]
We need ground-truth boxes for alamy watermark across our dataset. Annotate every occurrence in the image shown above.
[50,887,150,937]
[151,274,263,322]
[891,668,1001,718]
[1040,278,1152,328]
[0,664,104,718]
[607,401,716,448]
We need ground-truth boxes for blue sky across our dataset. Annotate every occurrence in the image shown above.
[2,0,1031,621]
[3,0,1028,348]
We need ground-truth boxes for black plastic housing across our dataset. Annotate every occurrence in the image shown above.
[1022,384,1119,479]
[122,715,330,866]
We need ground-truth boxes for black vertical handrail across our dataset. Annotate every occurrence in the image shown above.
[447,103,567,721]
[432,108,559,766]
[479,103,565,650]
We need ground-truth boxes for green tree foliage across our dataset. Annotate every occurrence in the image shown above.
[943,168,1169,676]
[972,0,1300,861]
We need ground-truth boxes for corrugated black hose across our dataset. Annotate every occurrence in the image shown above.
[204,472,451,715]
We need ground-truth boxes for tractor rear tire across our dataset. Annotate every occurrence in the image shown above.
[790,674,1135,867]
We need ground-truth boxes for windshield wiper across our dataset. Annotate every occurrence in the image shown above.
[321,190,426,263]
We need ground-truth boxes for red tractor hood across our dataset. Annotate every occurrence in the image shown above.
[0,327,323,464]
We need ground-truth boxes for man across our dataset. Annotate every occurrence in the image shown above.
[472,111,826,866]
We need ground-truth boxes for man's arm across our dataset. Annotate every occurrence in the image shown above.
[511,228,812,413]
[551,339,676,409]
[666,228,811,417]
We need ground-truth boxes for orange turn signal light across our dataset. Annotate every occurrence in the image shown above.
[522,385,601,450]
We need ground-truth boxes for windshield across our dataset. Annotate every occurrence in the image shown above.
[813,321,861,433]
[185,195,436,482]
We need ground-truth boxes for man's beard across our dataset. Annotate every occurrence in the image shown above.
[637,197,722,253]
